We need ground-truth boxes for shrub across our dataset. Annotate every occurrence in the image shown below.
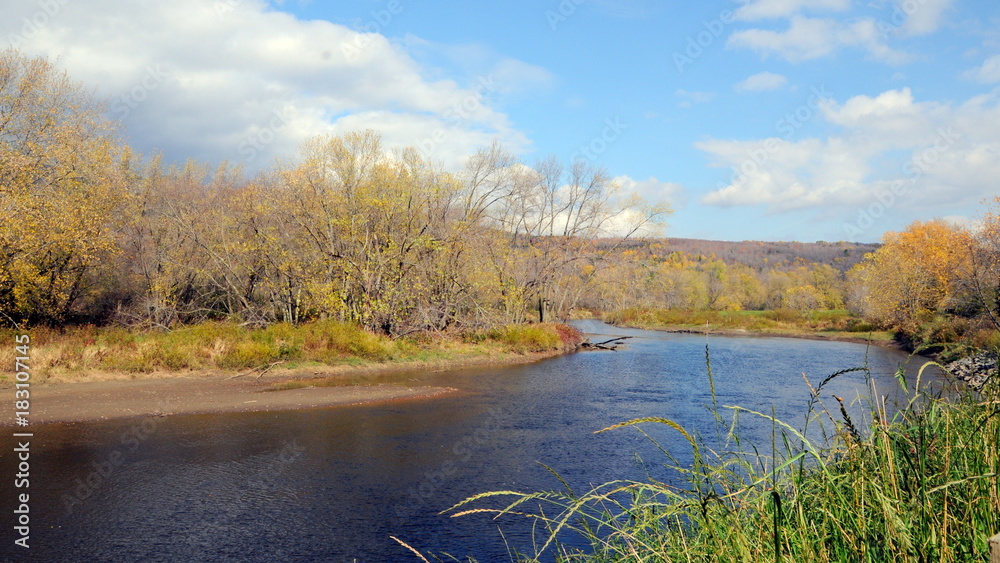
[301,320,395,362]
[550,322,582,345]
[488,324,562,352]
[217,340,277,369]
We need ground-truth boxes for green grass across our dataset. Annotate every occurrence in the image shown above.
[439,348,1000,562]
[487,324,565,353]
[605,308,895,344]
[0,320,580,379]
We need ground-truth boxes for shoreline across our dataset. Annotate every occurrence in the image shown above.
[0,323,911,427]
[605,321,902,348]
[0,376,459,427]
[0,348,572,427]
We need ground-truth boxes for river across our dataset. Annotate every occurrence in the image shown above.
[1,321,947,562]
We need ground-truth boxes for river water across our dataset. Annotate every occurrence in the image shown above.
[1,321,947,562]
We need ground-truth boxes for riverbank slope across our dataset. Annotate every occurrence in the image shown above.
[0,321,581,425]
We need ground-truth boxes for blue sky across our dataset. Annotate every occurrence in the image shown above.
[4,0,999,242]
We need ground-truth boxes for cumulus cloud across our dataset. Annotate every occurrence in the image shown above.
[590,175,683,236]
[735,71,788,92]
[965,54,1000,83]
[676,89,716,107]
[894,0,955,36]
[0,0,534,169]
[699,88,1000,213]
[727,15,910,64]
[727,0,953,63]
[614,175,688,210]
[733,0,851,21]
[489,58,557,96]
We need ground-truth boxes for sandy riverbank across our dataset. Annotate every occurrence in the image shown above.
[0,377,456,426]
[0,348,570,426]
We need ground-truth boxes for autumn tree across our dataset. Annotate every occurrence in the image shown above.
[958,197,1000,330]
[275,131,482,334]
[849,219,972,331]
[0,48,130,325]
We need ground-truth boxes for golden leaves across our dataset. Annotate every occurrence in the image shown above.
[0,48,130,323]
[850,219,978,331]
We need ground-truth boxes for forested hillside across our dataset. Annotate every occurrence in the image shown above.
[579,238,878,313]
[634,238,879,271]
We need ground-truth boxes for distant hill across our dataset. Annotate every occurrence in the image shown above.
[615,238,880,272]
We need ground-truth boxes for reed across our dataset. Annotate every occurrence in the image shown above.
[443,347,1000,562]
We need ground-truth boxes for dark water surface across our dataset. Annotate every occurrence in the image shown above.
[1,321,947,562]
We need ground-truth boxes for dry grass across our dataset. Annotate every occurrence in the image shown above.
[0,321,581,383]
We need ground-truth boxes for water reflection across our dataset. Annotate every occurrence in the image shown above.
[0,321,946,561]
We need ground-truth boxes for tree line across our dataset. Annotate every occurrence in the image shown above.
[575,237,885,314]
[0,48,669,333]
[580,246,852,313]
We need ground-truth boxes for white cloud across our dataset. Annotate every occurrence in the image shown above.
[698,88,1000,213]
[728,16,840,61]
[735,71,788,92]
[727,0,953,63]
[698,136,872,210]
[818,88,953,148]
[589,0,660,19]
[0,0,533,170]
[593,175,684,236]
[733,0,851,21]
[489,58,557,96]
[727,15,910,64]
[676,89,716,107]
[894,0,955,36]
[940,214,973,228]
[965,55,1000,83]
[614,175,688,209]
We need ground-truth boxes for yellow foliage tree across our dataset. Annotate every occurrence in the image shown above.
[962,196,1000,330]
[849,219,972,331]
[0,48,129,325]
